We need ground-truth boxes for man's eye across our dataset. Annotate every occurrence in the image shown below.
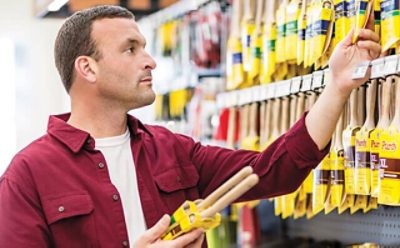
[127,47,135,53]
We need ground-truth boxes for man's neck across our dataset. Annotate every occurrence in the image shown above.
[67,106,129,139]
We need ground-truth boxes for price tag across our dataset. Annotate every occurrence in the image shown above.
[253,86,262,102]
[291,76,302,94]
[398,55,400,73]
[266,84,276,100]
[371,58,385,79]
[384,55,399,76]
[261,85,269,101]
[312,71,324,89]
[282,80,292,97]
[323,68,330,86]
[352,61,370,80]
[301,75,313,92]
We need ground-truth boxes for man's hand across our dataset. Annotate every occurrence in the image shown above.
[329,17,381,97]
[133,215,205,248]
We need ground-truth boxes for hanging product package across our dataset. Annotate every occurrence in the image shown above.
[353,0,374,43]
[275,0,289,80]
[328,111,346,211]
[378,76,400,206]
[355,81,377,196]
[241,0,256,80]
[227,0,245,90]
[303,0,315,68]
[312,155,331,215]
[297,0,307,66]
[286,0,302,63]
[371,78,393,198]
[312,0,335,69]
[380,0,400,52]
[373,0,382,36]
[260,0,277,84]
[334,0,350,46]
[248,0,264,84]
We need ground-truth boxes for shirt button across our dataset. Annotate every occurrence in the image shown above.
[58,206,65,213]
[122,240,128,247]
[112,194,119,201]
[98,162,105,169]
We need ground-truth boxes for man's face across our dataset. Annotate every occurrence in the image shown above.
[90,17,157,110]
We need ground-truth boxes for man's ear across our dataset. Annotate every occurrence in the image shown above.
[74,56,98,83]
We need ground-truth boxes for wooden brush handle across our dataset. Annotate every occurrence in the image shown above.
[357,86,366,126]
[390,76,400,128]
[249,102,258,137]
[259,101,266,145]
[197,166,254,210]
[335,109,345,150]
[364,80,377,129]
[240,105,250,141]
[281,97,290,133]
[349,89,358,128]
[264,100,273,143]
[296,93,306,121]
[200,174,260,218]
[272,98,281,137]
[290,95,298,126]
[255,0,264,34]
[380,76,393,129]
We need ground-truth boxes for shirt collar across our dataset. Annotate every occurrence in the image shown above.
[47,113,153,154]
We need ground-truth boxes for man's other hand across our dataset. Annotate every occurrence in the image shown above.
[133,215,205,248]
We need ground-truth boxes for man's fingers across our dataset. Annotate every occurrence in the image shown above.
[172,229,204,247]
[358,28,380,43]
[357,40,382,59]
[186,232,205,248]
[141,214,170,243]
[365,6,375,31]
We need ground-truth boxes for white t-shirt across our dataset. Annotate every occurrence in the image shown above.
[95,129,146,245]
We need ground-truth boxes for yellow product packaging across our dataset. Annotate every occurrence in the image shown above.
[334,0,350,46]
[248,34,263,85]
[380,0,400,51]
[260,24,277,84]
[312,156,331,215]
[297,0,308,65]
[378,126,400,206]
[373,0,381,36]
[348,0,358,28]
[286,0,302,63]
[329,149,345,207]
[281,191,297,219]
[293,196,307,218]
[363,196,378,213]
[353,0,374,43]
[343,126,361,194]
[274,196,283,216]
[370,127,382,197]
[241,20,256,74]
[312,0,335,69]
[355,128,373,195]
[276,0,288,63]
[304,1,317,67]
[226,38,245,90]
[350,195,368,214]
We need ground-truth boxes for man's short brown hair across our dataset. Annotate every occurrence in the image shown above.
[54,5,134,92]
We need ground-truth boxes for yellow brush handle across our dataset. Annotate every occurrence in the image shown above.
[197,166,254,210]
[200,174,260,218]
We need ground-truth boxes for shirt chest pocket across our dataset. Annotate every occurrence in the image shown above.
[154,164,200,213]
[42,193,98,248]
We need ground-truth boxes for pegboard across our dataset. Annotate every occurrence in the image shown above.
[286,206,400,246]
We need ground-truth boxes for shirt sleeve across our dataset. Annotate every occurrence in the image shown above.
[175,112,330,201]
[0,157,51,247]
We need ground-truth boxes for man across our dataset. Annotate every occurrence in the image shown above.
[0,5,380,248]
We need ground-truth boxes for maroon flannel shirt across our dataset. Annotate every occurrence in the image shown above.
[0,113,329,248]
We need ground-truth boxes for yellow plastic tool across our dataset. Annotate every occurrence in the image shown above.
[162,166,259,240]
